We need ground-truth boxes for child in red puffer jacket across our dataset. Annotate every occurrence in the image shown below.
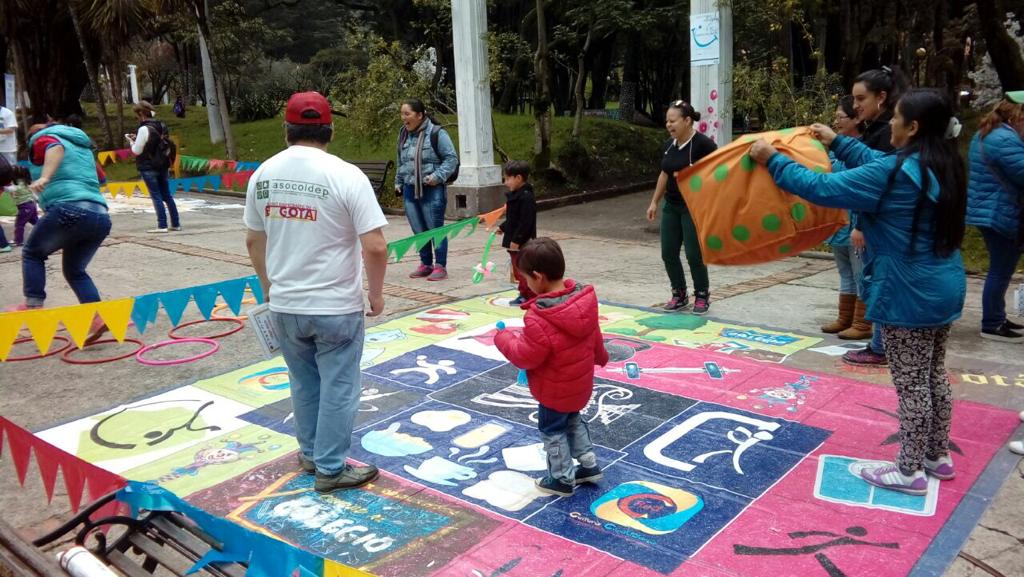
[494,237,609,496]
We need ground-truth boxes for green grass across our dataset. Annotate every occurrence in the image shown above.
[84,103,664,192]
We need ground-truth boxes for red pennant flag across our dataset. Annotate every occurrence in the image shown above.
[2,420,34,485]
[32,446,61,503]
[115,148,134,161]
[61,461,87,513]
[0,417,125,513]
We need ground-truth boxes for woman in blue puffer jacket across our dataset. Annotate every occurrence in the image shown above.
[966,92,1024,342]
[750,89,967,496]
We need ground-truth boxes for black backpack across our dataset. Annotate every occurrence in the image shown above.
[398,124,459,184]
[142,121,177,169]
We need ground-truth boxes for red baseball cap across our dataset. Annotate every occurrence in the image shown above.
[285,91,332,125]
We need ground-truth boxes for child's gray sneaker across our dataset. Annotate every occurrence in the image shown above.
[574,465,603,484]
[535,475,574,496]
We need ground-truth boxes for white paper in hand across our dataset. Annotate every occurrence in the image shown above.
[248,303,280,359]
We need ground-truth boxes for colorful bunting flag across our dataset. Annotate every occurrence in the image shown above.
[386,216,479,263]
[97,151,118,166]
[104,180,149,199]
[221,170,255,189]
[114,148,134,161]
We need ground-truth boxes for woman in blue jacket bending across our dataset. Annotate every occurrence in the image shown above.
[966,92,1024,342]
[749,89,967,496]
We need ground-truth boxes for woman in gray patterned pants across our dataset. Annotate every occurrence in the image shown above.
[750,88,968,495]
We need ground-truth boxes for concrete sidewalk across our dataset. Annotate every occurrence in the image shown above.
[0,189,1020,576]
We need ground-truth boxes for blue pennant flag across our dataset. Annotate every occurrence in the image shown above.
[217,277,249,315]
[246,276,266,304]
[203,175,222,191]
[130,294,160,334]
[192,285,220,320]
[159,288,193,327]
[236,161,261,171]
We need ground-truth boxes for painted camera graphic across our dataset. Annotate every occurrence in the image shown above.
[590,480,704,535]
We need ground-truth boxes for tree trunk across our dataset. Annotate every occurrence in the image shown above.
[109,53,126,144]
[198,24,224,143]
[976,0,1024,91]
[571,29,593,139]
[619,33,638,124]
[533,0,552,169]
[67,1,114,149]
[588,33,615,110]
[195,0,235,158]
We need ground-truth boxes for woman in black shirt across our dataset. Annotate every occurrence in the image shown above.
[646,100,718,314]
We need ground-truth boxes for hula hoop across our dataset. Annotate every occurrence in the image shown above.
[212,297,258,321]
[136,338,220,366]
[61,338,145,365]
[168,317,245,340]
[5,336,72,362]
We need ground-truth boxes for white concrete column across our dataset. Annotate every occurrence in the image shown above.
[450,0,502,187]
[689,2,732,145]
[127,64,140,104]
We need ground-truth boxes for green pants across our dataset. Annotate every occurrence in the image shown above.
[661,200,709,294]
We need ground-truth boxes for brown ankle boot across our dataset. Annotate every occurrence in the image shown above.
[821,293,856,333]
[838,298,872,340]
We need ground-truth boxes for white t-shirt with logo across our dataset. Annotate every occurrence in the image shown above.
[0,107,17,153]
[243,145,388,315]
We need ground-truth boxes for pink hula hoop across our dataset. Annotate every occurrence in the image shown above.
[136,338,220,366]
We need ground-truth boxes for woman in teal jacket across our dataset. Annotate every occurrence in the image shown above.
[750,89,967,496]
[23,123,111,319]
[966,92,1024,342]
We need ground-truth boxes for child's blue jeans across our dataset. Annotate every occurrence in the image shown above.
[537,404,598,485]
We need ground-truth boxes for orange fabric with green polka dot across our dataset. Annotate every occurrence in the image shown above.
[677,126,848,265]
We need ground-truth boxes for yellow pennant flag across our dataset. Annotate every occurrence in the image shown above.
[61,303,99,349]
[98,151,117,166]
[0,313,24,361]
[96,298,134,343]
[21,308,63,355]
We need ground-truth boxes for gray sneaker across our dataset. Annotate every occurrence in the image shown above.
[297,452,315,474]
[314,464,379,493]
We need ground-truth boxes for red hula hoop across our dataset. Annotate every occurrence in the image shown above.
[136,338,220,366]
[6,336,72,362]
[61,338,146,365]
[168,317,245,340]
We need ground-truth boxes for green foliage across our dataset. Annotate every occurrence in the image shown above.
[334,37,454,146]
[732,59,843,130]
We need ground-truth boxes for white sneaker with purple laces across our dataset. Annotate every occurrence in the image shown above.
[854,461,929,496]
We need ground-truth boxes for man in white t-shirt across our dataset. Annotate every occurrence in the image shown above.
[244,91,389,493]
[0,106,17,163]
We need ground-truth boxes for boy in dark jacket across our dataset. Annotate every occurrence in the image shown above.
[494,238,609,496]
[498,160,537,305]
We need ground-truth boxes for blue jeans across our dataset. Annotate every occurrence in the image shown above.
[537,404,598,485]
[832,245,863,296]
[22,201,111,306]
[402,183,447,267]
[0,221,8,246]
[140,169,180,229]
[856,246,886,354]
[979,227,1023,330]
[272,311,365,476]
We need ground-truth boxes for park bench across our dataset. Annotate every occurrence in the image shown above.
[352,160,395,200]
[3,490,247,577]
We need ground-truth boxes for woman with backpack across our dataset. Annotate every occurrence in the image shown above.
[394,98,459,281]
[129,101,181,233]
[966,91,1024,343]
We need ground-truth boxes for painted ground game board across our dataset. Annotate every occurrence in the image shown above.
[36,293,1022,577]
